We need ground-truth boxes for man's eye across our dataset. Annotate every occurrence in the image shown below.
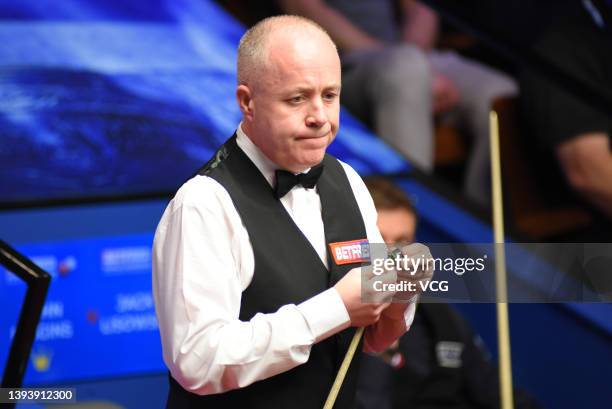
[288,96,304,104]
[324,93,338,101]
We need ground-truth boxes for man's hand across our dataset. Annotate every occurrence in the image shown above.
[381,303,410,321]
[390,242,435,303]
[335,267,391,327]
[432,72,460,114]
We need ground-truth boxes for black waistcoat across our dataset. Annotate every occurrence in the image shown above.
[167,135,367,409]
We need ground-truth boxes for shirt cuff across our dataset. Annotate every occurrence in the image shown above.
[297,288,351,343]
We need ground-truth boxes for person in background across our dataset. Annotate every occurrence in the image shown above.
[356,177,543,409]
[521,0,612,226]
[278,0,518,205]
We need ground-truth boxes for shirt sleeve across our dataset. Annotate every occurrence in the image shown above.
[338,162,385,246]
[152,176,350,395]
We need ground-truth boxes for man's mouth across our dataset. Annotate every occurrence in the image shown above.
[296,131,330,140]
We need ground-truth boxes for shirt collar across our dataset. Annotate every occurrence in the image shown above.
[236,123,278,187]
[235,123,311,187]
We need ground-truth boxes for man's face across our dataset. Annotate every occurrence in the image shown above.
[240,31,341,172]
[377,208,417,244]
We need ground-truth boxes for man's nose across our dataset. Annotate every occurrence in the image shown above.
[305,99,327,128]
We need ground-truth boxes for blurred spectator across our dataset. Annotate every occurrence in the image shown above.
[356,177,543,409]
[521,0,612,222]
[278,0,518,205]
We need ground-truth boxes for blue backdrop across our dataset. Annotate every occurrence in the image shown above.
[0,0,407,206]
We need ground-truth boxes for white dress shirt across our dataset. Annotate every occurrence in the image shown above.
[152,125,415,395]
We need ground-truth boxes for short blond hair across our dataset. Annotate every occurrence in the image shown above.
[237,15,336,85]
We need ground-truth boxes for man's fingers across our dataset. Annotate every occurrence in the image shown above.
[374,302,391,315]
[399,242,431,258]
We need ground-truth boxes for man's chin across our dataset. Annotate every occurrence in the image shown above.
[284,151,326,172]
[304,152,326,169]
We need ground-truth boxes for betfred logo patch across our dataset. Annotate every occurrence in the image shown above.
[329,239,370,265]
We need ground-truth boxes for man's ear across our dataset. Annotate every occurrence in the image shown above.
[236,84,254,119]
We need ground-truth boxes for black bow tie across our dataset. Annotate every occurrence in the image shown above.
[274,163,324,199]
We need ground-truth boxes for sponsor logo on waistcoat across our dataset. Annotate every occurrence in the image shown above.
[329,239,370,265]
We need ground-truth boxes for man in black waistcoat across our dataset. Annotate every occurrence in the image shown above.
[152,15,432,409]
